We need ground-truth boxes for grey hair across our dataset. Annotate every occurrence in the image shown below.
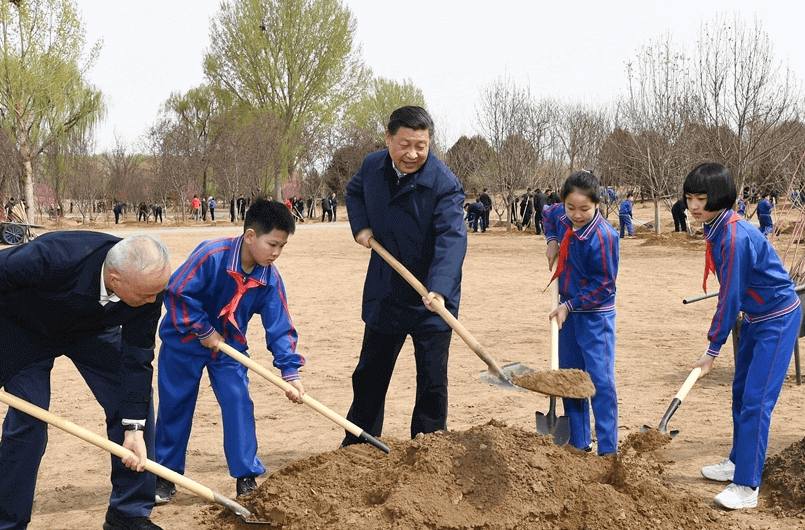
[105,235,170,274]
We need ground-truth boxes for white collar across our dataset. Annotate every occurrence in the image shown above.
[99,264,121,306]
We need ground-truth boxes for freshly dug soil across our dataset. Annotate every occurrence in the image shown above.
[762,437,805,515]
[514,369,596,398]
[208,420,732,530]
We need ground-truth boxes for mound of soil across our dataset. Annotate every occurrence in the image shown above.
[207,421,731,530]
[762,437,805,515]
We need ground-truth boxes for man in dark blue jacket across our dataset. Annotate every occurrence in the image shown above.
[342,106,467,445]
[0,232,171,530]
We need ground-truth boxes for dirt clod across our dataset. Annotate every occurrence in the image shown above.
[514,369,596,398]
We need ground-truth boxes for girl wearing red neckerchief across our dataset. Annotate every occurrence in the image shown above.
[543,170,619,456]
[686,162,801,510]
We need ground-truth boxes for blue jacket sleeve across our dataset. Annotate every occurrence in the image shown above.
[260,266,305,380]
[163,242,219,339]
[427,175,467,298]
[345,162,370,237]
[542,203,564,243]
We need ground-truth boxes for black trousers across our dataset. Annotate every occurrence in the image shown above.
[342,326,451,445]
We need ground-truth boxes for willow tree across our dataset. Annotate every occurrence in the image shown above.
[204,0,369,199]
[0,0,104,221]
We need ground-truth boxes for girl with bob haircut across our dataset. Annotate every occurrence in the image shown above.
[542,170,619,456]
[684,162,801,510]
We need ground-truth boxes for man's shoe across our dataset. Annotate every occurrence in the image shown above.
[103,509,163,530]
[701,458,735,482]
[236,476,258,497]
[155,477,176,504]
[714,483,758,510]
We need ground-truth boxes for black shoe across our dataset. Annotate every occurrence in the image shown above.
[155,477,176,504]
[103,509,163,530]
[236,476,258,497]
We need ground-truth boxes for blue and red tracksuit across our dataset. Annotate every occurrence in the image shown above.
[618,199,633,237]
[703,208,800,488]
[756,198,773,235]
[155,235,305,479]
[543,204,620,454]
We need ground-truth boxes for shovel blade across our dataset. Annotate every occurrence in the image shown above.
[535,396,570,446]
[478,362,535,391]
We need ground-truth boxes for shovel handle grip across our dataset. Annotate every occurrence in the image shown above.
[216,342,390,453]
[550,266,559,371]
[0,390,252,519]
[675,367,702,402]
[368,237,509,382]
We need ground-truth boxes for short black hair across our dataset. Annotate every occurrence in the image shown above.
[560,170,601,204]
[244,198,295,236]
[682,163,736,212]
[387,106,434,137]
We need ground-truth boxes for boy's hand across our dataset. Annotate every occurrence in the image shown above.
[199,331,223,352]
[285,379,305,404]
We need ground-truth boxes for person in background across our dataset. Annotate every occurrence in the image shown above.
[191,195,201,221]
[756,192,774,236]
[672,197,688,232]
[209,196,216,221]
[618,192,634,239]
[478,189,492,233]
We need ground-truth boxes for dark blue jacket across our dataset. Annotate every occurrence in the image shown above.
[0,231,164,419]
[346,149,467,334]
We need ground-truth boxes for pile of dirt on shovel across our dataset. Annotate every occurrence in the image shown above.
[205,420,740,530]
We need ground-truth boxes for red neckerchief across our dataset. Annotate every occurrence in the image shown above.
[544,226,576,292]
[218,270,262,332]
[703,211,738,293]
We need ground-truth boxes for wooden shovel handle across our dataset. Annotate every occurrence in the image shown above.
[675,367,702,402]
[367,237,509,381]
[215,342,390,453]
[0,390,251,519]
[550,265,559,371]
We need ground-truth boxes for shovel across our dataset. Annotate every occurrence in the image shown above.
[641,367,702,438]
[0,390,271,526]
[534,274,571,445]
[367,237,531,390]
[215,342,390,453]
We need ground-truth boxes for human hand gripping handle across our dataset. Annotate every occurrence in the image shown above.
[366,237,511,383]
[214,342,390,453]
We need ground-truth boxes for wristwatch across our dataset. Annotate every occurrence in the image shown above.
[122,420,145,432]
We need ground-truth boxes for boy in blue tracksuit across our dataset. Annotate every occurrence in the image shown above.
[154,199,306,503]
[685,163,800,510]
[756,193,773,236]
[543,170,619,455]
[618,192,634,238]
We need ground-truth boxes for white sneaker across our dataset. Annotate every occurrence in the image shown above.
[701,458,735,482]
[714,483,758,509]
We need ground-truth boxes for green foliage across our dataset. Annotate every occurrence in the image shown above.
[204,0,369,193]
[344,77,427,142]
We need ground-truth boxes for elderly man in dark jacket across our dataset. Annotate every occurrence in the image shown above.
[342,106,467,446]
[0,232,171,530]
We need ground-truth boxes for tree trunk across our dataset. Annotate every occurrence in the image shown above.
[653,197,661,235]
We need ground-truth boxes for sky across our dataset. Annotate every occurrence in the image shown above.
[78,1,805,153]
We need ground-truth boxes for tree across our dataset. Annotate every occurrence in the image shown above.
[0,0,104,221]
[691,13,802,194]
[444,135,494,195]
[343,77,426,143]
[204,0,369,199]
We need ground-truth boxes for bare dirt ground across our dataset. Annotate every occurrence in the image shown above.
[6,201,805,529]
